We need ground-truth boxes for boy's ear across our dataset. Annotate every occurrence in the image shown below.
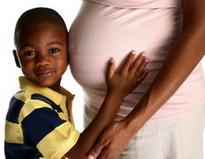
[13,50,21,68]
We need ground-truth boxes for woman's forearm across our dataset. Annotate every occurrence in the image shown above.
[124,18,205,134]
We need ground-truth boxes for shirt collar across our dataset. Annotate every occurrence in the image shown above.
[19,76,74,105]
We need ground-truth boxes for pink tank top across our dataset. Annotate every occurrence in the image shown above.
[69,0,205,122]
[84,0,181,8]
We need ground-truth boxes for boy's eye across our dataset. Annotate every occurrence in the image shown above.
[49,48,60,53]
[24,51,36,56]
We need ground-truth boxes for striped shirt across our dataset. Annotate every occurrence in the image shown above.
[5,77,80,159]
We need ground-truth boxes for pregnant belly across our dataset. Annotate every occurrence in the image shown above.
[69,1,182,89]
[68,1,201,121]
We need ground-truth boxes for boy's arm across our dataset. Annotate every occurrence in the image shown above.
[65,51,149,159]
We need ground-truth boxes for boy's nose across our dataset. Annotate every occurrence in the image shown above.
[36,54,50,66]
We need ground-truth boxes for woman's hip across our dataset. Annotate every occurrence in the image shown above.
[84,104,205,159]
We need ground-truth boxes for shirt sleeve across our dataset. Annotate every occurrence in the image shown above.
[20,100,80,159]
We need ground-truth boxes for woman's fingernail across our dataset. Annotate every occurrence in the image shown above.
[88,155,94,159]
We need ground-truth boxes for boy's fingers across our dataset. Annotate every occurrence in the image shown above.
[107,58,115,79]
[132,52,146,69]
[121,51,136,73]
[130,52,147,75]
[137,69,149,81]
[135,57,149,74]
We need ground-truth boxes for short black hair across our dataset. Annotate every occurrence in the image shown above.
[14,7,68,46]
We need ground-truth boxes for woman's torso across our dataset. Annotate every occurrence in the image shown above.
[69,0,205,122]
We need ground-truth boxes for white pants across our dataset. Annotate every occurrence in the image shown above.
[84,105,205,159]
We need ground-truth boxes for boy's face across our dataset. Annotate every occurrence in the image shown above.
[14,23,68,91]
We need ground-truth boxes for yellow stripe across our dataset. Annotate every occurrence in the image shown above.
[37,122,80,159]
[18,100,52,122]
[5,121,23,144]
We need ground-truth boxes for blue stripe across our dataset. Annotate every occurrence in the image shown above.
[22,107,66,145]
[6,96,24,123]
[5,142,42,159]
[31,94,63,112]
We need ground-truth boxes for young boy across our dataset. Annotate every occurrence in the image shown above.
[4,7,149,159]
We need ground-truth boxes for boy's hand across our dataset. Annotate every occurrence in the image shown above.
[106,51,149,98]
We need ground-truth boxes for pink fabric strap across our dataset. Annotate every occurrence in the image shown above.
[84,0,181,8]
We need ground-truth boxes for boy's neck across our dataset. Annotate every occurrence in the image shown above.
[49,80,61,93]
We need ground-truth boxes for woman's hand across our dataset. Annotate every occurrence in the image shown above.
[88,120,133,159]
[106,51,149,99]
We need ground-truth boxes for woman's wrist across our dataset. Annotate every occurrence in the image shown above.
[121,107,148,135]
[120,117,139,136]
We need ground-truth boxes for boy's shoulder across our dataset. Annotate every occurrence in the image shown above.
[13,87,35,103]
[11,82,46,110]
[8,86,62,124]
[12,84,62,111]
[7,77,74,122]
[6,88,36,124]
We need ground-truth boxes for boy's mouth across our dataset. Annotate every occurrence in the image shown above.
[34,69,56,78]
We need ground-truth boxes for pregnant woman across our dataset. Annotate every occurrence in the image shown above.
[69,0,205,158]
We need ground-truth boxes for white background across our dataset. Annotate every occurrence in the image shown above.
[1,0,205,158]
